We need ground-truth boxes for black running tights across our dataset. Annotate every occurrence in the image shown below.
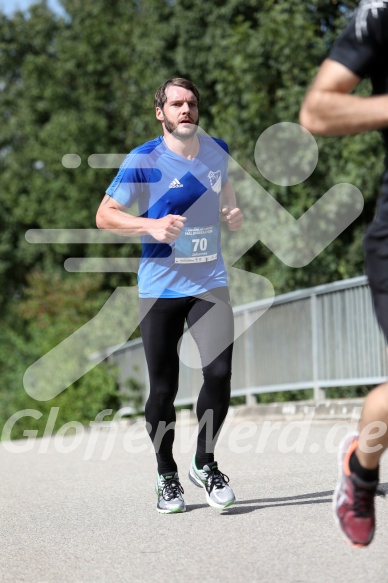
[139,287,234,474]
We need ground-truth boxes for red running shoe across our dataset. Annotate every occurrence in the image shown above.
[333,433,379,547]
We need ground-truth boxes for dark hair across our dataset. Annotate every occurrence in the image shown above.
[154,78,200,109]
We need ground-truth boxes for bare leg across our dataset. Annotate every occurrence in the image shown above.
[357,382,388,469]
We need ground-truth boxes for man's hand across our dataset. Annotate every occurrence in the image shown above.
[220,206,243,231]
[151,214,187,242]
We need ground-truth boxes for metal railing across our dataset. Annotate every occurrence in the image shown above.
[108,276,388,407]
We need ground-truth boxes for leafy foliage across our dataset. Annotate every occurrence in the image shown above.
[0,272,119,439]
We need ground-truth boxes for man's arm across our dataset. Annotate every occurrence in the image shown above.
[299,59,388,136]
[96,194,186,243]
[219,180,243,232]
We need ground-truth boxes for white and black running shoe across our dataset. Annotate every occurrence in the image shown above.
[156,472,186,514]
[189,456,235,509]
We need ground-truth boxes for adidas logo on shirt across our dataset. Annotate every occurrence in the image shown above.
[169,178,184,188]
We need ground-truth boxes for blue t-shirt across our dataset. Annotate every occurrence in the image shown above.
[106,134,230,298]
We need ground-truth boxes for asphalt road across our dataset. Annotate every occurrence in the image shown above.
[1,409,387,583]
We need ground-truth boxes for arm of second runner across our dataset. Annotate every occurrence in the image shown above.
[299,59,388,136]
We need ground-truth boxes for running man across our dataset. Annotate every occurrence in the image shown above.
[96,78,243,513]
[300,1,388,547]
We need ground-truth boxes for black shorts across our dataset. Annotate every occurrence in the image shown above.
[364,218,388,341]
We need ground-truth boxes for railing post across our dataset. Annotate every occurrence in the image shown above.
[311,293,325,401]
[244,309,256,406]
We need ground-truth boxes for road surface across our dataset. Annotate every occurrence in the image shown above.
[1,408,387,582]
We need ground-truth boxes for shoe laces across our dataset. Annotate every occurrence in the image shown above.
[161,477,184,501]
[205,469,229,494]
[351,480,385,517]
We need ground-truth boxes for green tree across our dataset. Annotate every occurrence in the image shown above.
[0,271,119,439]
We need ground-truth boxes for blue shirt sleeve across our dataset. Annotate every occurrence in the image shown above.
[106,145,163,208]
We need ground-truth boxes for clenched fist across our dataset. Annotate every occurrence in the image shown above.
[220,206,243,231]
[150,214,187,243]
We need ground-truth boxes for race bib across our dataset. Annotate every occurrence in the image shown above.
[175,225,218,264]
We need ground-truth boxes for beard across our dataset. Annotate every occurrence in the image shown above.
[163,114,199,140]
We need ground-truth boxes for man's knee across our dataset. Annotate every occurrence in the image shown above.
[203,359,232,384]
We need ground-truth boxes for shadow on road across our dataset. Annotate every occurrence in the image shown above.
[224,495,332,514]
[185,483,388,514]
[185,490,333,514]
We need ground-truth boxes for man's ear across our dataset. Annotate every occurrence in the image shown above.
[155,107,164,121]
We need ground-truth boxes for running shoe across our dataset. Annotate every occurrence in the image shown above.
[156,472,186,514]
[189,456,235,509]
[333,432,379,547]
